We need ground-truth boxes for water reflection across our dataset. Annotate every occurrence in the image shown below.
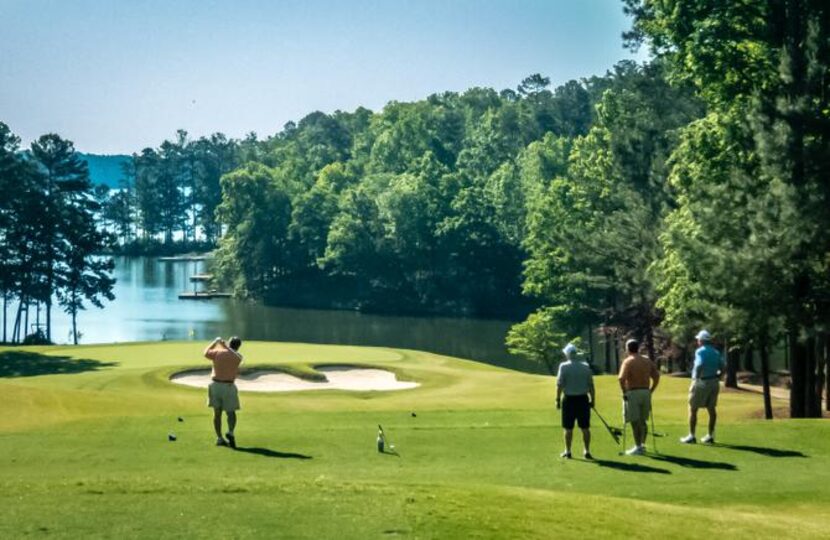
[42,257,535,372]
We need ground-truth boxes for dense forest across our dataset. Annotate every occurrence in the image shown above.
[2,0,827,417]
[207,0,829,417]
[93,131,259,255]
[210,70,630,318]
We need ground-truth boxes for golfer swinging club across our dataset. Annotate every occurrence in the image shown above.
[681,330,725,444]
[556,343,595,459]
[204,336,243,448]
[618,339,660,455]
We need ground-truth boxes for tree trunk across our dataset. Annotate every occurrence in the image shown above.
[614,332,620,373]
[825,337,830,412]
[12,300,23,343]
[46,298,52,343]
[760,332,774,420]
[2,293,6,343]
[72,309,78,345]
[680,345,689,373]
[805,335,820,417]
[45,251,54,342]
[817,333,827,414]
[23,301,29,339]
[725,339,739,389]
[789,327,807,418]
[587,324,595,365]
[645,326,657,367]
[783,0,814,419]
[604,328,611,374]
[744,346,755,372]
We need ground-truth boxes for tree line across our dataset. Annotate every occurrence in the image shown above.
[97,130,257,254]
[626,0,829,418]
[208,1,828,418]
[211,72,617,316]
[509,0,829,418]
[0,124,114,344]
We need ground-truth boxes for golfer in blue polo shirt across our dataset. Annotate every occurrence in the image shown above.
[681,330,726,444]
[556,343,595,459]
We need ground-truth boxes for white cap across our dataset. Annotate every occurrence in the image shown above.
[696,330,712,341]
[562,343,578,357]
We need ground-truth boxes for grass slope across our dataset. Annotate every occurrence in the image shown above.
[2,342,828,539]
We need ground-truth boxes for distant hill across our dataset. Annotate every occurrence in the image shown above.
[78,153,131,189]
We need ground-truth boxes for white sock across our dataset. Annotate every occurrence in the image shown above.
[227,430,234,436]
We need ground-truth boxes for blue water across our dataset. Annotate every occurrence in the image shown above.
[34,257,534,371]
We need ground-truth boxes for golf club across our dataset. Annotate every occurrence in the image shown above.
[620,399,628,455]
[620,422,627,455]
[591,405,622,444]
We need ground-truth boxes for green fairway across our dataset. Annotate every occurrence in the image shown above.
[2,342,828,539]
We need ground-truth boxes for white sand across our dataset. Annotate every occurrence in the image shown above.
[170,366,419,392]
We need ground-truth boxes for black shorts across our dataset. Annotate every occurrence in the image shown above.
[562,394,590,429]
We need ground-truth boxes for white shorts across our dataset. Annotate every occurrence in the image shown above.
[208,381,240,412]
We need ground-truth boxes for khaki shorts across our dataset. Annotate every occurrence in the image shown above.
[689,378,720,409]
[624,388,651,424]
[208,381,240,412]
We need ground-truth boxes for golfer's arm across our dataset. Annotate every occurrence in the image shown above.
[692,354,703,379]
[618,363,627,395]
[588,382,595,406]
[203,338,221,358]
[556,385,563,403]
[650,368,660,393]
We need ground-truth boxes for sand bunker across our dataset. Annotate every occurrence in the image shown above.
[170,366,419,392]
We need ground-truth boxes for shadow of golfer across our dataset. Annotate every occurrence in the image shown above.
[714,443,806,458]
[649,454,737,471]
[591,459,671,474]
[233,447,312,460]
[0,351,117,378]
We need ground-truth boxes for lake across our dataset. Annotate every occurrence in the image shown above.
[41,257,539,372]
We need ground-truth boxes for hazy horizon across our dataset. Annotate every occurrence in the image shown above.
[1,0,647,154]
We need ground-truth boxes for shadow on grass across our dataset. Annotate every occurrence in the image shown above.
[591,459,671,474]
[649,454,737,471]
[233,446,312,460]
[715,443,807,458]
[0,350,117,378]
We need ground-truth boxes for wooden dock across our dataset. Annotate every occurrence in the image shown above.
[159,253,213,262]
[178,291,231,300]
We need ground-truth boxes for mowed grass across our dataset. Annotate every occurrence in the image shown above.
[2,341,829,539]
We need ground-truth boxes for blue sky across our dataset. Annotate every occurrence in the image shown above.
[0,0,647,154]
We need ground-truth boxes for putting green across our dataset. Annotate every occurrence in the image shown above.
[2,341,828,539]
